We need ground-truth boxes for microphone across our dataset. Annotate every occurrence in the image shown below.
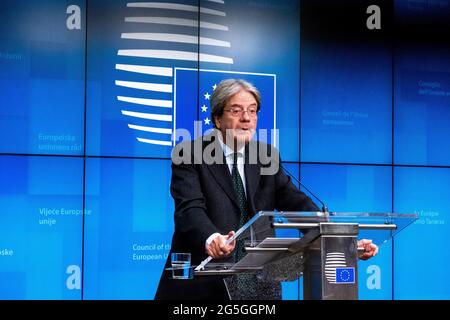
[280,164,330,214]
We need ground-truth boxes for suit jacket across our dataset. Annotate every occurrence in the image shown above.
[154,133,319,300]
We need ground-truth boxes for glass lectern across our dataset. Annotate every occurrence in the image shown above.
[192,211,418,300]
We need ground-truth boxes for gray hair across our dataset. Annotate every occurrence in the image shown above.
[210,79,261,128]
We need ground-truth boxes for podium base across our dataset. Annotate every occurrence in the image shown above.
[223,271,282,300]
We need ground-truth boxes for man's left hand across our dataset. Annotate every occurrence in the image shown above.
[357,239,379,260]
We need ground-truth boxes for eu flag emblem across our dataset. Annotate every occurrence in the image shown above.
[335,267,355,283]
[174,68,276,143]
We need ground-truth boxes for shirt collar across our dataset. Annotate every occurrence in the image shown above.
[216,130,245,158]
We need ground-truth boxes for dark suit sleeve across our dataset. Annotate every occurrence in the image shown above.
[273,157,320,212]
[170,162,219,253]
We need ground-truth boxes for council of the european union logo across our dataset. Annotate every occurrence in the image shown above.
[113,0,276,149]
[325,252,355,284]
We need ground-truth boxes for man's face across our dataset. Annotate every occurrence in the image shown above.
[215,89,258,147]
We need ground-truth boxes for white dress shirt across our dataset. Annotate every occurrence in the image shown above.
[205,133,247,248]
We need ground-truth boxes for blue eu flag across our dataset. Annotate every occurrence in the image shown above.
[336,267,355,283]
[174,68,276,141]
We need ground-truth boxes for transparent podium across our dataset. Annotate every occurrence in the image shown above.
[193,211,418,300]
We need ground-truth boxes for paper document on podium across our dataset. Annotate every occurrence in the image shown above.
[232,238,301,269]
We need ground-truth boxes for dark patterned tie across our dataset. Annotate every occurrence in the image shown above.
[230,153,256,296]
[231,152,249,261]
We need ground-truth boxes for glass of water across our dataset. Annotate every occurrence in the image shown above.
[171,253,192,280]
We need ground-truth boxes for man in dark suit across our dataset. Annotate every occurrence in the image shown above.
[155,79,378,300]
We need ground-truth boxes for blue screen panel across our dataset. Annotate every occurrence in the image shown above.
[394,51,450,166]
[394,1,450,166]
[86,0,199,158]
[301,46,392,164]
[0,0,85,155]
[199,0,300,161]
[86,0,300,160]
[300,164,393,299]
[394,167,450,299]
[83,158,173,299]
[0,155,83,299]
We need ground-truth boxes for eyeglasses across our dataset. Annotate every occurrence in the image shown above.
[223,107,258,118]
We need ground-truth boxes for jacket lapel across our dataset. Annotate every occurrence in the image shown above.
[203,137,241,209]
[206,162,241,209]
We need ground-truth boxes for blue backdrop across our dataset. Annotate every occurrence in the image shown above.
[1,0,449,300]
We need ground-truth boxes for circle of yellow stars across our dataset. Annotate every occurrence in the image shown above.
[201,83,218,126]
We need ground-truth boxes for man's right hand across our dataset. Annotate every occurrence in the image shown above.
[206,231,236,259]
